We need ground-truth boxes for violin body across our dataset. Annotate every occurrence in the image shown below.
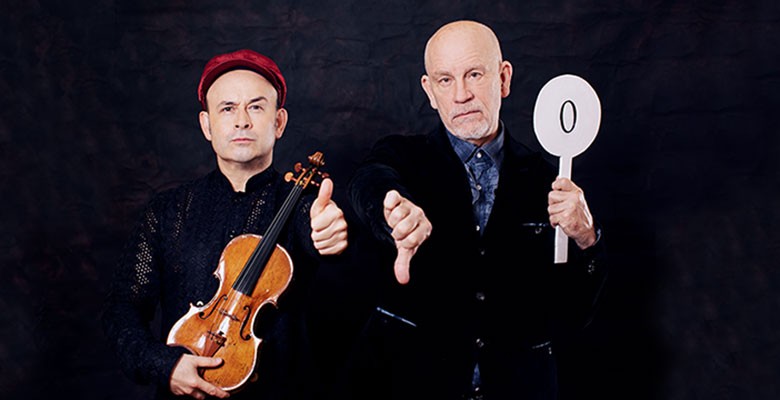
[166,233,293,391]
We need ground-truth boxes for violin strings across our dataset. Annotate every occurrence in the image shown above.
[234,178,306,294]
[216,181,304,343]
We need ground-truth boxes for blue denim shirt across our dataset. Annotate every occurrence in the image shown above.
[447,124,505,235]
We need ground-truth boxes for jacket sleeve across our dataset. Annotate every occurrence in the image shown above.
[100,196,188,388]
[347,136,418,247]
[552,223,609,337]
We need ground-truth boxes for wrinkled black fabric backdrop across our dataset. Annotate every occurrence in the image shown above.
[2,1,780,399]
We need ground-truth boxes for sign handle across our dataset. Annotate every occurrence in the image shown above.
[554,156,572,264]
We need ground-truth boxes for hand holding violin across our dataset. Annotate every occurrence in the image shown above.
[169,354,231,399]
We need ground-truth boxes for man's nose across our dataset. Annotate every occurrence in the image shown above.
[454,79,473,103]
[235,109,251,129]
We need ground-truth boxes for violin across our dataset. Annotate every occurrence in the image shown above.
[166,152,327,392]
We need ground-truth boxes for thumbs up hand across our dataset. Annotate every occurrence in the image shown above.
[310,178,348,255]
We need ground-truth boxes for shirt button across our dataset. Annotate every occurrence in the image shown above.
[475,225,480,232]
[476,151,483,159]
[476,292,485,302]
[587,261,596,275]
[479,249,486,256]
[476,184,482,191]
[476,338,485,348]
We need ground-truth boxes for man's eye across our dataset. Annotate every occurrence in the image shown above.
[469,72,482,79]
[438,77,451,85]
[249,104,263,111]
[221,106,234,113]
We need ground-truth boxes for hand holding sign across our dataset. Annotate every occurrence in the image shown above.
[533,74,601,264]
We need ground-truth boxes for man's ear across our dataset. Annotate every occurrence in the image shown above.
[199,110,212,141]
[499,60,513,98]
[420,75,438,110]
[274,107,288,139]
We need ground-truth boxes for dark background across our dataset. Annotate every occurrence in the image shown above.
[2,1,780,399]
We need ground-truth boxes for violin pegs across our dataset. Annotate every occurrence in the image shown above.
[308,151,325,167]
[284,172,296,182]
[319,171,330,179]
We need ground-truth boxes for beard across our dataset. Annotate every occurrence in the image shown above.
[446,109,492,141]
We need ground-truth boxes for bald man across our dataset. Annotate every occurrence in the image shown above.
[103,49,348,400]
[346,20,607,400]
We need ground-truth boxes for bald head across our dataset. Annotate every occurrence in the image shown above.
[420,20,513,146]
[424,20,504,75]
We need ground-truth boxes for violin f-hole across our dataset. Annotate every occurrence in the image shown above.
[198,294,228,319]
[239,304,253,340]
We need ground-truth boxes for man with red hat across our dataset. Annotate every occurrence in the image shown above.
[103,49,348,400]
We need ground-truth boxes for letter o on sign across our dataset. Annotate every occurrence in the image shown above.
[559,100,577,134]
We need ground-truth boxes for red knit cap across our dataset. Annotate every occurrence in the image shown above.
[197,49,287,110]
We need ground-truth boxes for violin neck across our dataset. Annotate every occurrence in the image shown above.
[232,183,304,295]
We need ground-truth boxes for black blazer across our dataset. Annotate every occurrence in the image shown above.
[344,124,607,400]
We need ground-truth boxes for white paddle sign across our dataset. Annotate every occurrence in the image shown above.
[533,74,601,264]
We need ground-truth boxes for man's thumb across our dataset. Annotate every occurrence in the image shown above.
[394,247,413,285]
[312,178,333,216]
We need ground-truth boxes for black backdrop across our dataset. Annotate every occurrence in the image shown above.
[3,1,780,399]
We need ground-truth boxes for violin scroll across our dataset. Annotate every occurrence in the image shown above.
[283,151,329,187]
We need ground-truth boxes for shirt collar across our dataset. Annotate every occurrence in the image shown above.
[212,167,278,194]
[446,122,505,168]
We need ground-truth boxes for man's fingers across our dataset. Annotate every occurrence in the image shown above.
[547,200,570,217]
[196,356,224,368]
[171,355,230,399]
[312,228,349,255]
[547,189,569,205]
[383,190,403,221]
[195,381,230,399]
[383,190,402,209]
[191,357,230,398]
[311,212,347,240]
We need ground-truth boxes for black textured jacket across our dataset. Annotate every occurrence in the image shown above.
[102,168,321,400]
[346,124,608,400]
